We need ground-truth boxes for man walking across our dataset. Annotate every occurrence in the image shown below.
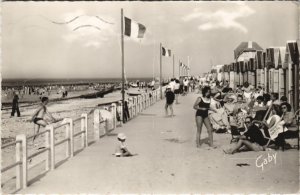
[165,86,175,117]
[11,94,21,117]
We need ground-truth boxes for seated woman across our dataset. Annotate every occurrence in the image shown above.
[223,116,269,154]
[209,98,231,133]
[229,95,249,131]
[242,82,254,103]
[253,96,268,121]
[274,103,298,149]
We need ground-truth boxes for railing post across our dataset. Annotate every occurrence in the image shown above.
[69,119,74,157]
[118,101,123,127]
[16,134,27,189]
[134,96,138,115]
[49,125,55,170]
[65,118,73,157]
[81,113,88,148]
[111,103,117,129]
[15,137,21,190]
[128,98,132,119]
[94,109,100,140]
[45,128,50,172]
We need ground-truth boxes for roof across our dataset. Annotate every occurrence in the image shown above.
[234,41,264,59]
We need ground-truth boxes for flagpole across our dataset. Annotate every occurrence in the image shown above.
[187,56,190,76]
[179,60,181,78]
[121,8,125,119]
[173,54,175,78]
[160,43,163,99]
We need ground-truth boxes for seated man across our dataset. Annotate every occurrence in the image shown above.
[224,116,269,154]
[274,103,298,149]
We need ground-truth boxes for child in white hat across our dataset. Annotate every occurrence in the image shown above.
[115,133,134,157]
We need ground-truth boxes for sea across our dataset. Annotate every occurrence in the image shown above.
[1,78,154,87]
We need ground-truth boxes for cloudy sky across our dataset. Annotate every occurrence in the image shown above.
[1,1,298,79]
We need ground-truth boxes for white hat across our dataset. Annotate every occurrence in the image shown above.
[117,133,126,140]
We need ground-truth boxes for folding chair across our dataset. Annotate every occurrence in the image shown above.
[282,109,300,151]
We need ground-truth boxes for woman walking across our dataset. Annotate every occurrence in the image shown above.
[193,86,217,148]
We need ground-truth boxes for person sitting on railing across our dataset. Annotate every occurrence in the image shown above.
[115,133,135,157]
[274,103,298,149]
[31,97,59,146]
[223,116,269,154]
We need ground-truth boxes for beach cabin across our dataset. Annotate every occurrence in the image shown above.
[233,62,240,88]
[284,41,299,110]
[229,63,235,89]
[266,47,281,93]
[255,51,264,87]
[279,47,286,97]
[263,51,268,92]
[234,41,264,62]
[224,65,230,83]
[249,58,255,86]
[238,61,243,86]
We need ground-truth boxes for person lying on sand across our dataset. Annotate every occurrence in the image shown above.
[31,97,61,145]
[115,133,136,157]
[223,116,269,154]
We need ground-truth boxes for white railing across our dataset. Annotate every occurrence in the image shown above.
[1,87,163,193]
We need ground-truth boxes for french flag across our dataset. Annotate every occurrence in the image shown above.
[162,47,171,57]
[124,17,146,38]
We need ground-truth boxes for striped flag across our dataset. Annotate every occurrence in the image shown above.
[124,17,146,38]
[162,47,171,57]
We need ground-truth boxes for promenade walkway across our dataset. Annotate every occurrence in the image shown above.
[20,93,299,194]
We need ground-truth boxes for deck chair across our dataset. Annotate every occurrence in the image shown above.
[282,109,300,151]
[253,115,284,149]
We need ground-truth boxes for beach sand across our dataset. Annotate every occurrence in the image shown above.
[2,91,299,193]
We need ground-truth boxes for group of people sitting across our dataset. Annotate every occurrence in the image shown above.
[194,80,299,153]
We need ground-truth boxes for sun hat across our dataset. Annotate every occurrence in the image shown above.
[117,133,126,140]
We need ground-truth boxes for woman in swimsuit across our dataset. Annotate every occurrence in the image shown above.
[31,97,57,145]
[193,86,217,148]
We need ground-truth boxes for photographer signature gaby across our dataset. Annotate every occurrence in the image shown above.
[256,152,277,171]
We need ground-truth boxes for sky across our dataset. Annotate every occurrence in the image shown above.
[1,1,299,79]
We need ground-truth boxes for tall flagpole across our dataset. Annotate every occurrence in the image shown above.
[179,60,181,78]
[173,54,175,78]
[160,43,162,99]
[121,9,125,118]
[187,56,190,76]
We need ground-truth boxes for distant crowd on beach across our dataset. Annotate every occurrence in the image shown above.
[2,83,114,101]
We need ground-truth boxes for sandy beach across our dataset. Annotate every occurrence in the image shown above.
[2,92,298,194]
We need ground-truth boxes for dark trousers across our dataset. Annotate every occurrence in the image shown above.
[123,106,130,123]
[275,131,298,146]
[11,106,21,117]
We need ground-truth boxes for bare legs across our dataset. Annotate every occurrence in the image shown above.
[33,120,48,145]
[165,104,174,117]
[196,116,203,147]
[196,116,214,147]
[224,139,263,154]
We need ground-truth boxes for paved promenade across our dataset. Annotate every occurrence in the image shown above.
[20,93,299,194]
